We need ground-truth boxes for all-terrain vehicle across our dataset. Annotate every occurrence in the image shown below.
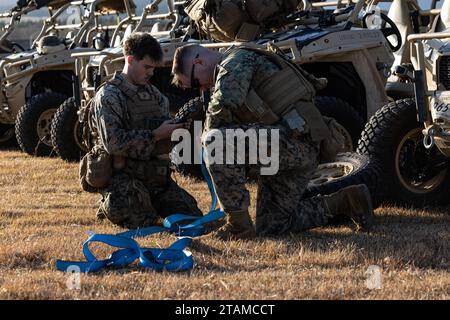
[358,0,450,206]
[0,0,136,155]
[0,0,72,144]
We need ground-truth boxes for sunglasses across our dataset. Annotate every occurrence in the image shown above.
[190,53,201,90]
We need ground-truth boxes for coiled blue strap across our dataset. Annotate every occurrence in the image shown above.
[55,235,193,273]
[56,159,224,273]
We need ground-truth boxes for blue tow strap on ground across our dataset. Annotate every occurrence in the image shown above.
[56,161,224,273]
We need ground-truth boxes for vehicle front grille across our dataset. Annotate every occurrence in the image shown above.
[439,56,450,90]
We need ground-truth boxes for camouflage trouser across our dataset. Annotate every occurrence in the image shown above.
[98,173,202,229]
[203,124,329,236]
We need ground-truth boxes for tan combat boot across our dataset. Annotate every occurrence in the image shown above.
[202,210,256,241]
[322,184,375,231]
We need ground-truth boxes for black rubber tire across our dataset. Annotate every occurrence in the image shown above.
[171,97,205,180]
[51,97,87,162]
[357,98,450,207]
[15,91,67,157]
[315,96,365,150]
[304,152,382,208]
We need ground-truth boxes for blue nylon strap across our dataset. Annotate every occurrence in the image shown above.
[139,237,193,271]
[56,156,224,273]
[162,209,224,237]
[201,158,218,211]
[55,237,193,273]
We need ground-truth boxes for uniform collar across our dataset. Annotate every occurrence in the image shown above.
[114,71,151,93]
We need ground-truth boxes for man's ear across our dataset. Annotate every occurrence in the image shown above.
[126,55,134,65]
[193,55,204,66]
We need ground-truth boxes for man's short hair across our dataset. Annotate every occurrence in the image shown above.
[123,32,162,62]
[171,44,200,87]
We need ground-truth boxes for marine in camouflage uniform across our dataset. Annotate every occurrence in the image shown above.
[91,72,202,229]
[172,45,374,239]
[203,48,329,236]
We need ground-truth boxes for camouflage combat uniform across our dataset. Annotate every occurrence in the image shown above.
[204,49,332,236]
[91,72,201,229]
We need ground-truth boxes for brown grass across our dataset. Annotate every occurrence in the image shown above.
[0,149,449,300]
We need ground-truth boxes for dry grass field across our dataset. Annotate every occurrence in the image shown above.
[0,149,448,300]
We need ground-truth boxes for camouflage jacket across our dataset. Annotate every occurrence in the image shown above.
[205,48,280,132]
[91,72,170,161]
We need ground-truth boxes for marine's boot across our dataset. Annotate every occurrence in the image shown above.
[203,210,256,241]
[322,184,375,231]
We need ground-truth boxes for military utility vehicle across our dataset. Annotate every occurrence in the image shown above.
[358,0,450,206]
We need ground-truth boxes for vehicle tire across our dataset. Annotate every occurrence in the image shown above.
[15,91,67,157]
[357,98,450,206]
[0,123,17,148]
[51,97,87,162]
[171,97,205,180]
[315,96,365,150]
[304,152,382,208]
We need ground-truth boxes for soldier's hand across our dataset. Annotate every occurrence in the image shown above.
[153,120,189,141]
